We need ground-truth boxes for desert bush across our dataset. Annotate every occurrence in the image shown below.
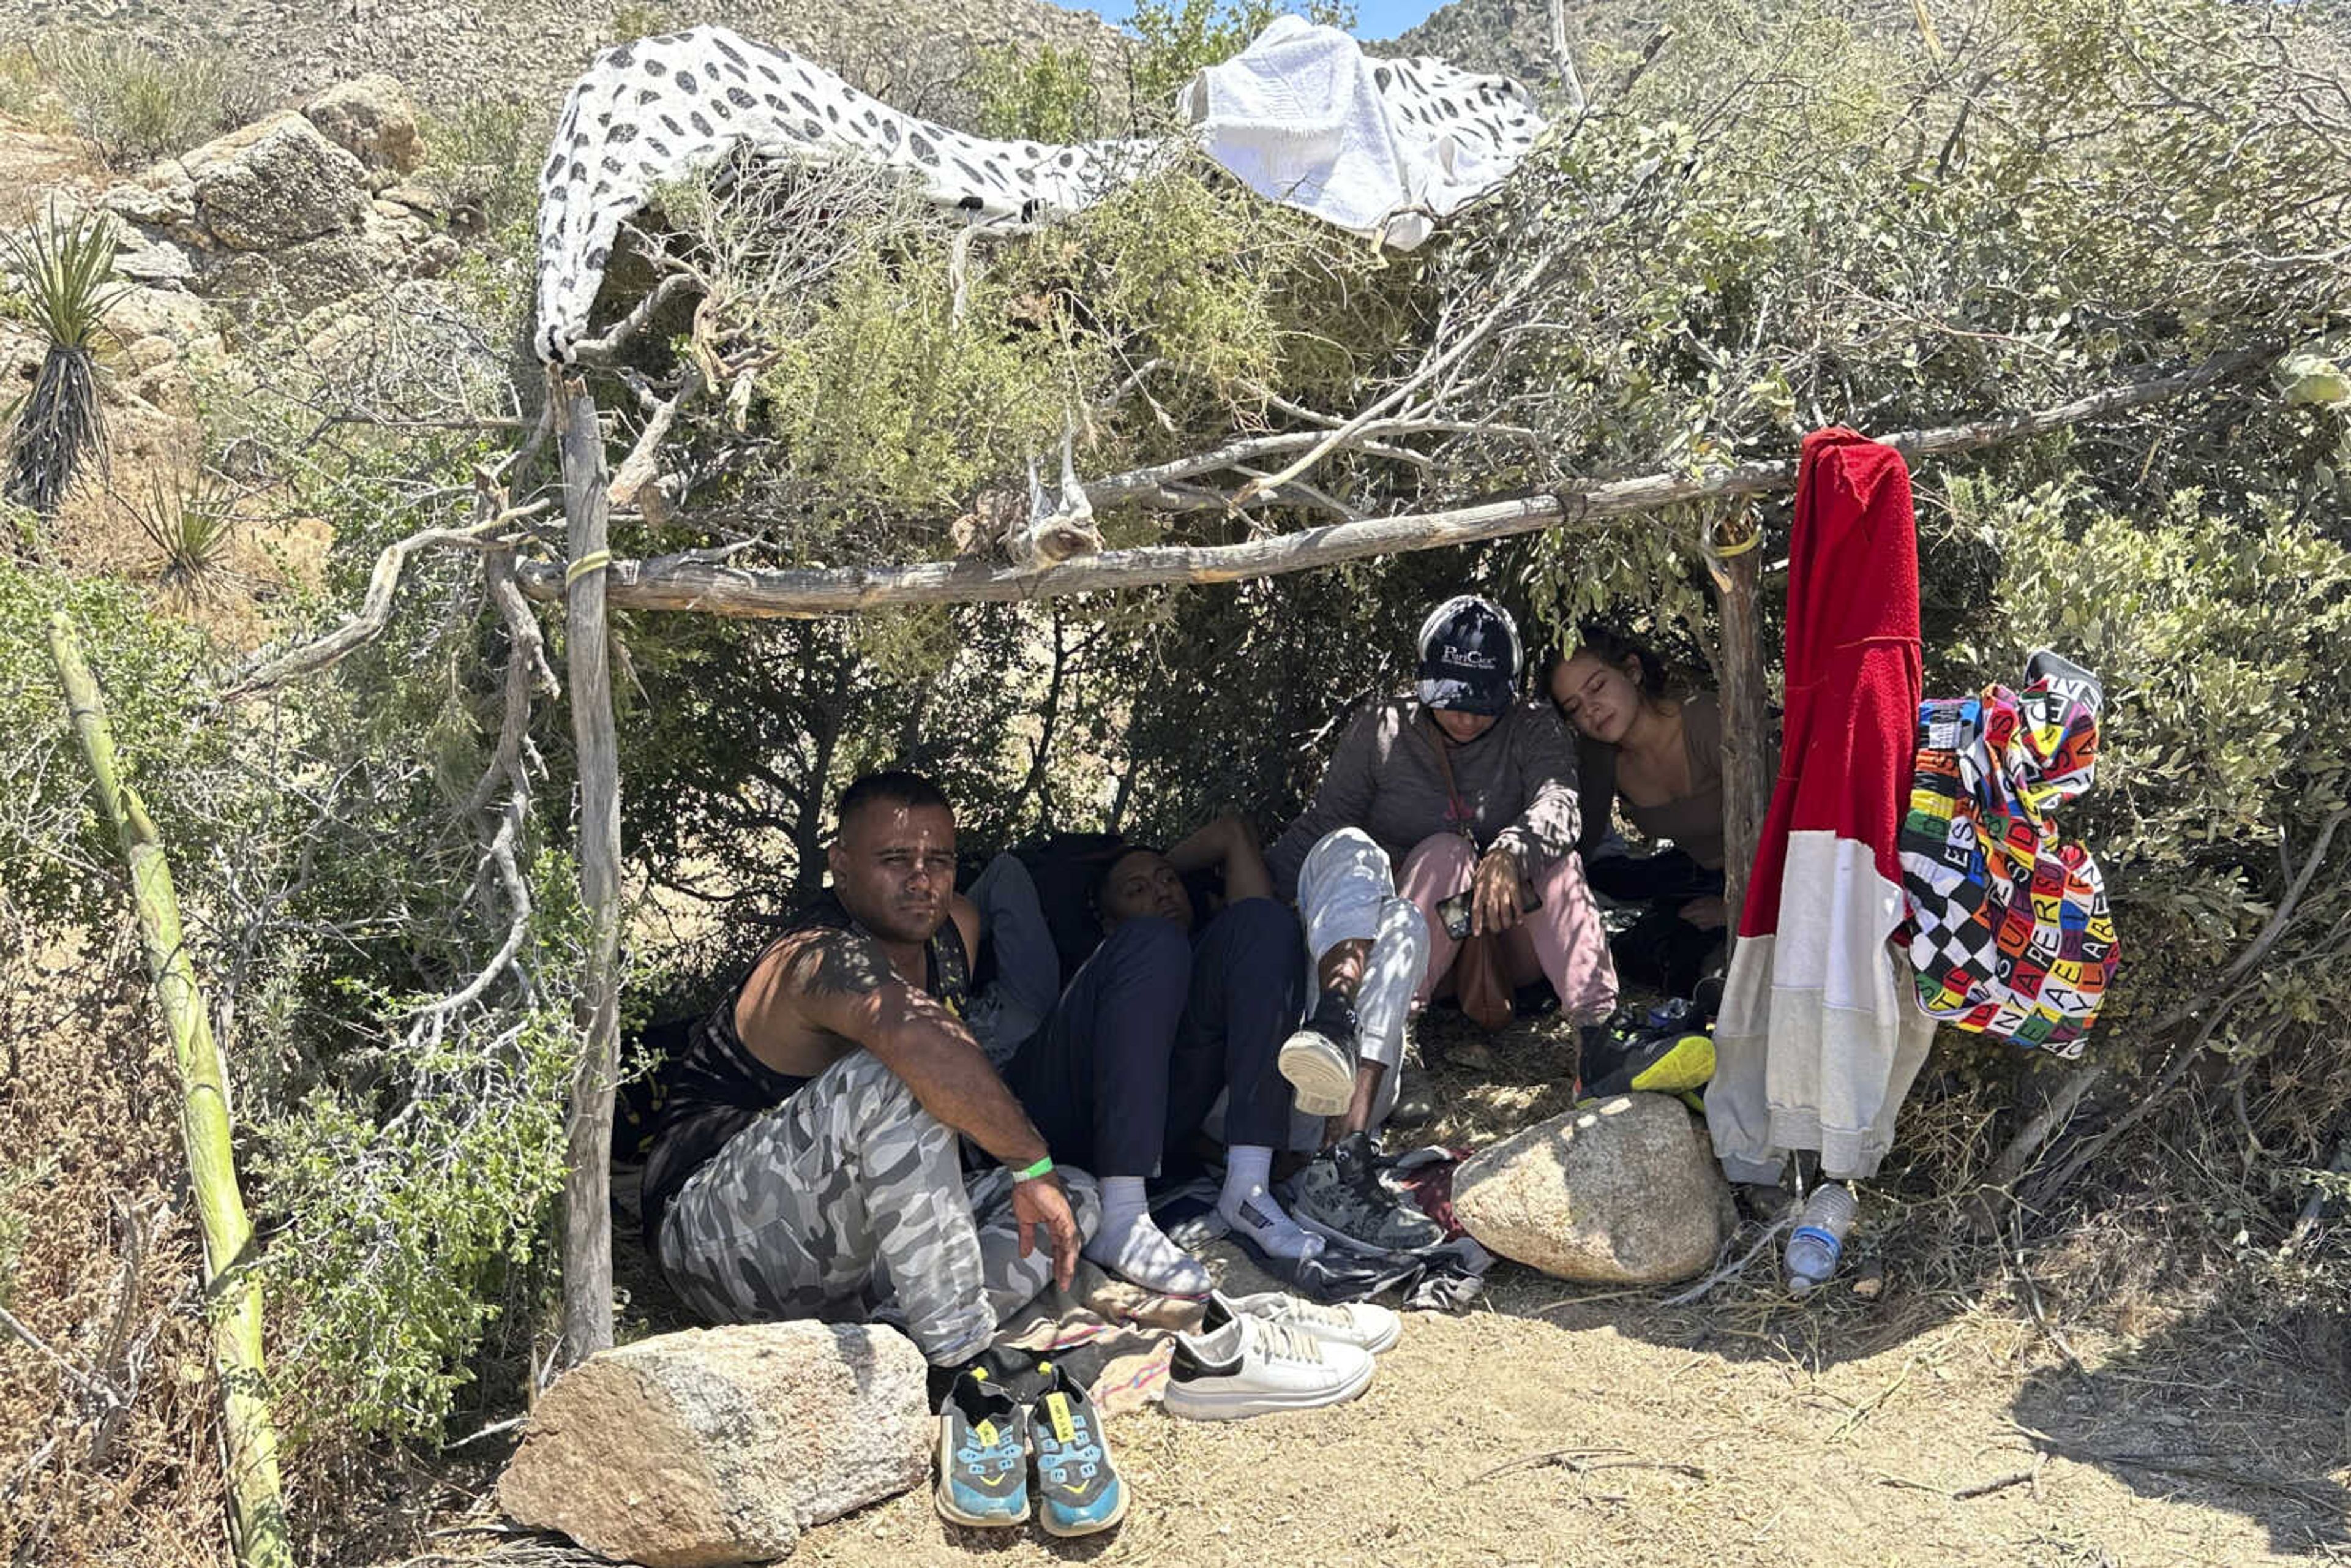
[415,96,557,244]
[0,43,66,131]
[32,33,257,167]
[971,40,1106,143]
[1127,0,1360,112]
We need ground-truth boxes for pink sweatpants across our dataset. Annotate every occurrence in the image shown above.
[1397,833,1618,1024]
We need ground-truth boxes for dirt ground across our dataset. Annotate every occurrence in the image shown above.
[400,1008,2351,1568]
[746,1296,2344,1568]
[728,1017,2349,1568]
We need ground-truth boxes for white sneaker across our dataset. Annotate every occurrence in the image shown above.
[1206,1288,1402,1355]
[1278,1022,1354,1117]
[1162,1313,1376,1420]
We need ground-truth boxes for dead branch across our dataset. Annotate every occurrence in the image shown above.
[460,550,559,821]
[2018,807,2347,1206]
[568,272,701,366]
[1984,1063,2105,1189]
[218,501,553,702]
[1472,1446,1708,1485]
[608,362,705,511]
[512,349,2260,618]
[2011,1425,2339,1508]
[398,797,533,1047]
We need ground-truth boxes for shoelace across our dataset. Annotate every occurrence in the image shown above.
[1264,1296,1354,1335]
[1247,1317,1329,1367]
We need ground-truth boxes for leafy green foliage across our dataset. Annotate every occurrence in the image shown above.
[970,42,1106,143]
[0,560,227,936]
[252,877,579,1444]
[1128,0,1360,112]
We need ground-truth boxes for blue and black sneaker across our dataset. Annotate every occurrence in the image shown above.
[1029,1360,1127,1538]
[934,1367,1030,1529]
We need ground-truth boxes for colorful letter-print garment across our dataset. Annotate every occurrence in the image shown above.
[1900,650,2117,1056]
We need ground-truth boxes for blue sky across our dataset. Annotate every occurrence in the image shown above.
[1067,0,1450,42]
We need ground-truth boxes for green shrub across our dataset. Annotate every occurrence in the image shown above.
[972,41,1106,143]
[34,34,252,167]
[0,43,67,131]
[0,559,228,938]
[1128,0,1360,114]
[1943,478,2351,1048]
[415,97,554,246]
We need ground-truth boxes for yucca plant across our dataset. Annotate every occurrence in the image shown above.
[2,205,125,522]
[123,471,238,602]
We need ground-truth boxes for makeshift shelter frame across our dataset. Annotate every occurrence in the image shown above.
[526,344,2258,1366]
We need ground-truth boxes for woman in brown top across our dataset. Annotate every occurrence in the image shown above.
[1547,626,1747,997]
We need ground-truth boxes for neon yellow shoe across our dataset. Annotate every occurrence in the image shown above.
[1580,1033,1716,1101]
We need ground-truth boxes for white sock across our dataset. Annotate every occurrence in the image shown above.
[1083,1176,1211,1297]
[1216,1146,1318,1259]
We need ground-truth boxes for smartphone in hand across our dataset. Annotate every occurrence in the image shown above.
[1437,882,1542,940]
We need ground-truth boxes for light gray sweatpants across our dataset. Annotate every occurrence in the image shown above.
[1294,827,1431,1127]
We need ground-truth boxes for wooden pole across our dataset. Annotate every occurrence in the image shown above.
[554,370,622,1368]
[45,613,293,1568]
[1711,522,1773,936]
[511,348,2260,620]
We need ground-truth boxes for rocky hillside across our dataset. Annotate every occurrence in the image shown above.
[1388,0,1665,86]
[0,0,1131,122]
[1395,0,2351,91]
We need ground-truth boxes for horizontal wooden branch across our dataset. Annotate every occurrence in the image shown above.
[515,350,2261,618]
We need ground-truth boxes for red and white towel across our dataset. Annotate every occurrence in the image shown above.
[1706,428,1937,1182]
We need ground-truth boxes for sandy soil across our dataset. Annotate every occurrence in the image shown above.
[579,1009,2351,1568]
[767,1279,2346,1568]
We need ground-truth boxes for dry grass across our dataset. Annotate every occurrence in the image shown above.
[0,932,227,1568]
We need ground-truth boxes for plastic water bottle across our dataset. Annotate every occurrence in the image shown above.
[1783,1184,1858,1294]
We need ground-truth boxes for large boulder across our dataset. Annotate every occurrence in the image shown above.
[302,77,425,184]
[497,1321,931,1568]
[183,111,369,251]
[1453,1092,1730,1285]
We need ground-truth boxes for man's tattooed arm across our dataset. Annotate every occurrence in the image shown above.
[756,928,1050,1169]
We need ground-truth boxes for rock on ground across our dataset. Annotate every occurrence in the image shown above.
[304,76,425,183]
[1453,1092,1730,1285]
[183,111,370,250]
[497,1320,931,1568]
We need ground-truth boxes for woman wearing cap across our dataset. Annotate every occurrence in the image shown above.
[1260,596,1618,1249]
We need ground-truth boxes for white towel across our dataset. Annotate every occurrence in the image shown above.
[1183,17,1545,249]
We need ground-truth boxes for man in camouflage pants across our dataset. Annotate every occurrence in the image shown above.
[642,771,1098,1369]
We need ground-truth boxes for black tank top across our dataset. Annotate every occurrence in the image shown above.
[639,891,970,1243]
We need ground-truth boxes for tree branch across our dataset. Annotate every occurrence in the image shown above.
[219,501,553,702]
[512,350,2262,618]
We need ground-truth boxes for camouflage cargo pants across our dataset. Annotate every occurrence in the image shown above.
[656,1048,1100,1364]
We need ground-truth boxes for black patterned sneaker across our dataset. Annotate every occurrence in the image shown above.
[1278,988,1359,1117]
[934,1367,1029,1528]
[1289,1131,1444,1253]
[1029,1361,1127,1537]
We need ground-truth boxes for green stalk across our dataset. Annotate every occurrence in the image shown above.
[45,612,293,1568]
